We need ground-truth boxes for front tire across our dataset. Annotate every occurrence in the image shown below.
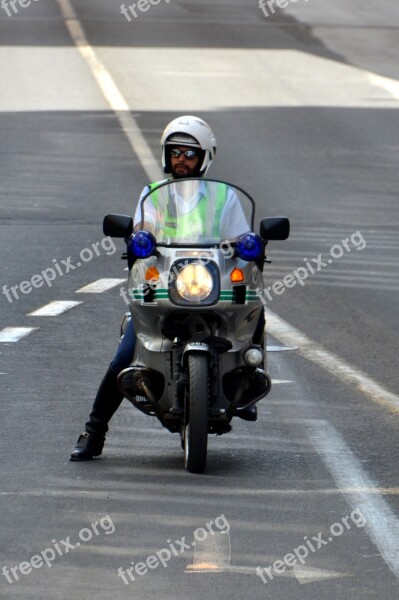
[184,354,209,473]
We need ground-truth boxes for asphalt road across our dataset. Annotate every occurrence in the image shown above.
[0,1,398,599]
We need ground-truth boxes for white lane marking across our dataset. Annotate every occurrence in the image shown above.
[267,344,297,352]
[266,308,399,414]
[0,327,38,342]
[186,556,348,583]
[186,531,231,573]
[307,420,399,580]
[1,486,399,499]
[28,300,82,317]
[293,565,349,584]
[186,563,348,582]
[368,72,399,101]
[271,379,294,384]
[186,564,266,575]
[56,0,162,183]
[76,278,126,293]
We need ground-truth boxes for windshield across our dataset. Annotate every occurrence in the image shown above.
[137,178,255,246]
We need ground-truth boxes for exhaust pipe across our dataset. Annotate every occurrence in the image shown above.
[226,369,272,421]
[117,367,165,419]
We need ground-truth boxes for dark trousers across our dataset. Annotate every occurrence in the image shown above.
[85,319,136,434]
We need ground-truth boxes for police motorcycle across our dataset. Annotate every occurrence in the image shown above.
[104,178,289,473]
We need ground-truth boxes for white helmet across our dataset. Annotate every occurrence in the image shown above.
[161,115,217,176]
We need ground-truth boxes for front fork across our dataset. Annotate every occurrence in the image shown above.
[170,341,219,417]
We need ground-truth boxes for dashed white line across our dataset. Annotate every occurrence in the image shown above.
[28,301,83,317]
[0,327,38,343]
[76,278,126,293]
[1,281,125,344]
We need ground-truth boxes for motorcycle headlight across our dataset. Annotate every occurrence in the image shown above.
[176,263,213,302]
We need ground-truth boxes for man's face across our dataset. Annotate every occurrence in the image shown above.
[169,145,201,179]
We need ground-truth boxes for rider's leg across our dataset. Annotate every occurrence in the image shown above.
[70,319,136,461]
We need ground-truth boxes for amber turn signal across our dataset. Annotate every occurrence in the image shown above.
[230,268,244,283]
[145,266,160,281]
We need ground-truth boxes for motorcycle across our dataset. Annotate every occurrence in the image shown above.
[103,178,289,473]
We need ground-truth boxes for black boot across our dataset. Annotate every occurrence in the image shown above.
[70,365,124,461]
[235,405,258,422]
[70,431,105,461]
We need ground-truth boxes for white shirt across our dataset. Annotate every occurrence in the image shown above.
[133,180,250,240]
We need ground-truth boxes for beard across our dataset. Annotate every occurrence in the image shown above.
[171,164,198,179]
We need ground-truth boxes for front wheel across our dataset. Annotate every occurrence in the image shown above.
[184,354,209,473]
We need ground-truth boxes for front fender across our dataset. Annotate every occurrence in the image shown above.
[182,342,210,366]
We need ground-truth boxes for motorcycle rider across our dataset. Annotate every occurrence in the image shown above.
[71,115,263,461]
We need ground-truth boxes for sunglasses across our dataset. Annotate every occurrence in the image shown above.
[170,148,199,160]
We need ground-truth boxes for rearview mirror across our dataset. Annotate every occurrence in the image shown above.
[103,214,133,238]
[260,217,290,241]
